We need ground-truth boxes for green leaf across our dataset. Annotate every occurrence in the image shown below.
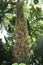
[12,63,18,65]
[34,0,39,4]
[19,63,26,65]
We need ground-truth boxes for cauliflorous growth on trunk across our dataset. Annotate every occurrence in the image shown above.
[13,0,32,63]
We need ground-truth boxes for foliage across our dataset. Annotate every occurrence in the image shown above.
[34,0,39,4]
[0,0,43,65]
[12,63,26,65]
[32,34,43,64]
[12,63,18,65]
[27,5,43,43]
[0,39,13,65]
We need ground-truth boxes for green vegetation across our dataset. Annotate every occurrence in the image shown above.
[12,63,26,65]
[0,0,43,65]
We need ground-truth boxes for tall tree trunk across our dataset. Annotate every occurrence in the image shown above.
[13,0,32,63]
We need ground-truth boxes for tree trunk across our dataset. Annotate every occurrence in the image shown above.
[13,0,32,63]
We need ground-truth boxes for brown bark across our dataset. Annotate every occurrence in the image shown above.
[13,0,32,63]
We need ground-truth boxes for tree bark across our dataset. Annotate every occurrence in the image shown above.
[13,0,32,63]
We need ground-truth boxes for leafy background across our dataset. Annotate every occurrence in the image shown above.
[0,0,43,65]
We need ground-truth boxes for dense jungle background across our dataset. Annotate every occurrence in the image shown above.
[0,0,43,65]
